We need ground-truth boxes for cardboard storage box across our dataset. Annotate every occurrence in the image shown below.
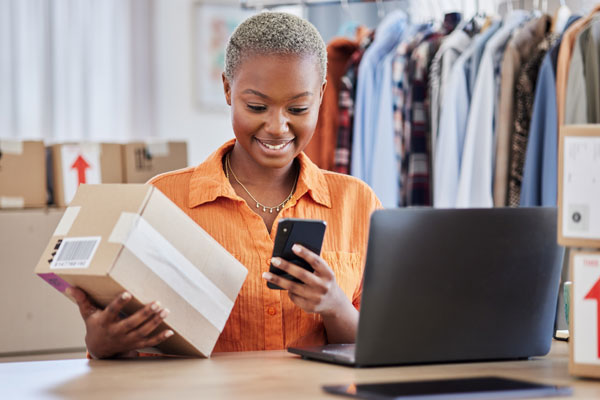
[49,143,123,207]
[569,250,600,379]
[34,184,247,357]
[121,141,187,183]
[0,208,86,355]
[558,125,600,247]
[0,140,46,208]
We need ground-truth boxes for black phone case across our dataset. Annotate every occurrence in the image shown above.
[267,219,326,290]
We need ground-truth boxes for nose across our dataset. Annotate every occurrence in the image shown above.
[264,108,290,136]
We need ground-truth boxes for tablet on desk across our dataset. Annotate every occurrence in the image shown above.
[322,376,572,399]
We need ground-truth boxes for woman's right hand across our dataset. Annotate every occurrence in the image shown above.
[66,287,174,359]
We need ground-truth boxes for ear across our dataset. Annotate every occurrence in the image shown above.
[222,73,232,106]
[319,80,327,105]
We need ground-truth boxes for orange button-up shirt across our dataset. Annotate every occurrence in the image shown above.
[149,140,381,352]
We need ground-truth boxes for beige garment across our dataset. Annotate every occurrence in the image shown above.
[493,15,551,207]
[556,5,600,127]
[584,21,600,122]
[565,15,600,124]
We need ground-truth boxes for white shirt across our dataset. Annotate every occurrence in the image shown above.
[455,11,530,208]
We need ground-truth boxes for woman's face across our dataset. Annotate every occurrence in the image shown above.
[222,53,325,169]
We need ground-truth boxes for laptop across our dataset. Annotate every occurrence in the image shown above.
[288,208,564,367]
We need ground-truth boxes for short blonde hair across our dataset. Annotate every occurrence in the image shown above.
[225,12,327,83]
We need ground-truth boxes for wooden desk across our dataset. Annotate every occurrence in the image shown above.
[1,341,598,399]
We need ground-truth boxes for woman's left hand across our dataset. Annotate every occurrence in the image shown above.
[262,244,348,317]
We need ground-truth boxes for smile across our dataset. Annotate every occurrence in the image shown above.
[256,138,294,151]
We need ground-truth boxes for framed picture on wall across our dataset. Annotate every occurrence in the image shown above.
[193,2,255,110]
[192,2,303,111]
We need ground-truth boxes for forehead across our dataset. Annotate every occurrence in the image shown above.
[233,52,322,85]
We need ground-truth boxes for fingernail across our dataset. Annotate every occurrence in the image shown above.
[151,302,159,312]
[65,288,72,296]
[262,272,273,280]
[271,258,281,267]
[121,292,131,300]
[160,309,170,319]
[292,244,301,253]
[165,330,174,338]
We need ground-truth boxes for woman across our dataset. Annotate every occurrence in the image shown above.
[67,12,381,359]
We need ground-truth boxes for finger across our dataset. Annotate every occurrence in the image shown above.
[137,329,174,349]
[127,308,170,340]
[271,257,321,288]
[66,287,98,320]
[115,301,163,334]
[101,292,133,323]
[262,271,305,293]
[291,244,334,278]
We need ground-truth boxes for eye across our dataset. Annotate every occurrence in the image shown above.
[289,107,308,114]
[247,104,266,112]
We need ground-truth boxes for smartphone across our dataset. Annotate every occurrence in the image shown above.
[267,218,327,290]
[322,377,572,399]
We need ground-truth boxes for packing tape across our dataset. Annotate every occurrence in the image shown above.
[0,140,24,155]
[53,206,81,236]
[0,196,25,208]
[109,212,233,332]
[146,141,169,157]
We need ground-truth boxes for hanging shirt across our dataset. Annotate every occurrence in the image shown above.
[520,15,581,207]
[493,15,551,207]
[433,20,501,208]
[556,5,600,127]
[565,15,600,124]
[404,13,460,206]
[351,10,408,208]
[392,24,433,206]
[455,10,529,208]
[306,38,358,171]
[429,28,472,178]
[334,33,374,175]
[508,32,556,206]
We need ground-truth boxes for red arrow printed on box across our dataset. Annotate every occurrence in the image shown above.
[71,155,91,185]
[585,278,600,359]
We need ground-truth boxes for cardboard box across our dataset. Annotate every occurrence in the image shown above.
[558,125,600,247]
[0,208,86,355]
[569,250,600,379]
[0,140,46,208]
[121,141,187,183]
[49,143,123,207]
[34,184,247,357]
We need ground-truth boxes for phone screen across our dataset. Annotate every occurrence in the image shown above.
[323,377,571,399]
[267,219,326,290]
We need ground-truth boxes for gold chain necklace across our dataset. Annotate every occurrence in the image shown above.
[225,153,298,214]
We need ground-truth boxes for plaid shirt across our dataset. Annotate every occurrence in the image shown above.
[400,14,460,206]
[334,32,374,175]
[392,25,432,205]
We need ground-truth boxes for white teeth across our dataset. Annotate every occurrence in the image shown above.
[261,141,288,150]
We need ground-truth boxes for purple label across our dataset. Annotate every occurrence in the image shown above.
[38,273,72,293]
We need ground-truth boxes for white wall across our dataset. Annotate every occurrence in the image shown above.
[154,0,234,167]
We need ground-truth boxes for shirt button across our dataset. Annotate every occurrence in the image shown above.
[267,306,276,315]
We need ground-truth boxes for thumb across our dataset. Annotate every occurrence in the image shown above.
[67,287,98,320]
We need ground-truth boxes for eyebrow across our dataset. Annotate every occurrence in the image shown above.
[242,89,313,101]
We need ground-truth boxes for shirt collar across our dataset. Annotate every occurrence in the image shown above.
[189,139,331,209]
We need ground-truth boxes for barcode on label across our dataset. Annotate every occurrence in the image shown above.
[50,237,101,269]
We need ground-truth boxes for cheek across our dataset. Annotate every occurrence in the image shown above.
[231,104,261,137]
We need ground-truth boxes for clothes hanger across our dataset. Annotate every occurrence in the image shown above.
[552,0,571,33]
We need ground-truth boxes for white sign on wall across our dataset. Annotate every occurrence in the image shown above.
[60,144,102,204]
[573,252,600,365]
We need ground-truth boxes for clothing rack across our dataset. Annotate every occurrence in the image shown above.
[240,0,407,10]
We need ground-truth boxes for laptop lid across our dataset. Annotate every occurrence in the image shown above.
[354,208,564,367]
